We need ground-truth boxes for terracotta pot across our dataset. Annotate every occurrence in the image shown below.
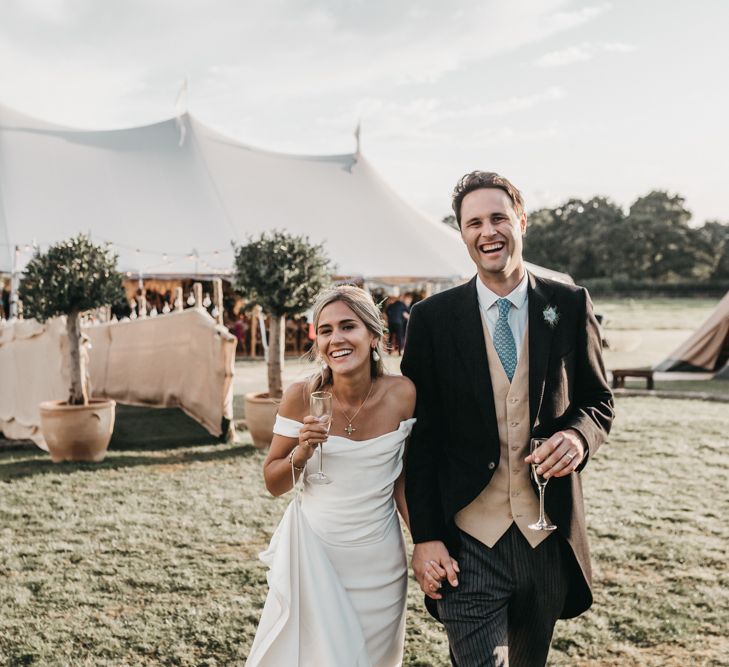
[39,399,116,463]
[244,392,279,449]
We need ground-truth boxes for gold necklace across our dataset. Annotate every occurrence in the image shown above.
[332,381,375,436]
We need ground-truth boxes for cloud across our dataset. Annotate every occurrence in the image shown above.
[0,0,610,126]
[535,41,636,67]
[603,42,637,53]
[542,2,612,31]
[309,86,566,149]
[14,0,73,25]
[459,87,565,117]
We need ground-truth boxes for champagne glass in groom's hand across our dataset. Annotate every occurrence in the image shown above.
[528,438,557,531]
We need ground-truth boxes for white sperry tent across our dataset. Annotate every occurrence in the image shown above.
[0,103,571,289]
[654,291,729,377]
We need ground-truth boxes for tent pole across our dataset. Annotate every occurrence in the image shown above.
[213,278,224,326]
[9,245,19,318]
[193,282,203,308]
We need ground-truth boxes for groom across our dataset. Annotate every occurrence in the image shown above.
[402,171,614,666]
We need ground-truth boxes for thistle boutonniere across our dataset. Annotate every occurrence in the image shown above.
[542,305,559,328]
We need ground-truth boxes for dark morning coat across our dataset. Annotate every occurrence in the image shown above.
[401,272,615,619]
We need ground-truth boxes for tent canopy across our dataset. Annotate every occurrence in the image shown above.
[654,291,729,375]
[0,103,572,284]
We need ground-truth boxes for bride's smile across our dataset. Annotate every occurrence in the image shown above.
[316,300,376,371]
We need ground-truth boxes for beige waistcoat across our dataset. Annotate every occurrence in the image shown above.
[455,315,552,548]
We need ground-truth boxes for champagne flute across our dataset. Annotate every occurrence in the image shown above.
[528,438,557,531]
[307,391,333,485]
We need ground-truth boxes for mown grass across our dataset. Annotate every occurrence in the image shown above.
[593,298,718,331]
[621,379,729,395]
[2,396,728,666]
[592,297,724,373]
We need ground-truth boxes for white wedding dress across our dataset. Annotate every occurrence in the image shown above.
[246,415,415,667]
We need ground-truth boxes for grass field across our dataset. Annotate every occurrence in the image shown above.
[2,295,727,665]
[593,297,719,371]
[621,379,729,396]
[2,395,728,666]
[593,297,718,331]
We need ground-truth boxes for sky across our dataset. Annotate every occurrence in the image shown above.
[1,0,728,227]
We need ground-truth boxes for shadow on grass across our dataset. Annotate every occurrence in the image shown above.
[0,444,258,480]
[0,404,259,480]
[110,404,221,450]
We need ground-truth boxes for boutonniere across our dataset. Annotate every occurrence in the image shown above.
[542,305,559,328]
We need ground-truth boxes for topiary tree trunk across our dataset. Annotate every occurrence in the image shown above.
[66,309,88,405]
[268,314,286,399]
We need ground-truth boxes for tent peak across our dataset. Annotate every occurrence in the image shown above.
[0,101,363,163]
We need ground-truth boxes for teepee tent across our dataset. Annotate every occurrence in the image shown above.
[0,103,572,293]
[654,291,729,376]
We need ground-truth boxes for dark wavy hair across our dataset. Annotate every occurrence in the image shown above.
[451,171,525,226]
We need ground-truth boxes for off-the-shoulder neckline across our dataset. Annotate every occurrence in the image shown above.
[275,415,415,443]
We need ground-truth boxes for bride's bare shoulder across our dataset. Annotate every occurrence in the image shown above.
[380,375,416,412]
[279,381,310,420]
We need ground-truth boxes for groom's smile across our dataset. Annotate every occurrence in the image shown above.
[479,240,506,255]
[459,188,527,286]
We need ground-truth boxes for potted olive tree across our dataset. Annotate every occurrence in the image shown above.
[18,234,125,462]
[234,231,332,448]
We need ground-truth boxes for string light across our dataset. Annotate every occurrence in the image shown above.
[6,237,234,278]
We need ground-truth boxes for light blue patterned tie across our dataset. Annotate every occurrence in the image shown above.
[494,298,517,382]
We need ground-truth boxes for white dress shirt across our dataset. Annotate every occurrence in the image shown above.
[476,272,529,361]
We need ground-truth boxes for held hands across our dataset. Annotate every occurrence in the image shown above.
[524,429,586,479]
[412,541,459,600]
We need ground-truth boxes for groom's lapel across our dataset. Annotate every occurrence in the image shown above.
[453,277,499,441]
[528,273,555,429]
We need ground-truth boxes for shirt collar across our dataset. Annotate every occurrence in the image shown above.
[476,271,529,312]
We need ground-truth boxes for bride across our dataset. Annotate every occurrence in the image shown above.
[246,285,416,667]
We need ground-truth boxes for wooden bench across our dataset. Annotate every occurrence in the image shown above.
[611,368,654,390]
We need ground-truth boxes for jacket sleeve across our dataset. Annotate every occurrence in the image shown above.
[401,303,448,543]
[564,287,615,469]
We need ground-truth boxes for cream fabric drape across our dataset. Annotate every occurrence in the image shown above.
[0,318,71,446]
[0,309,236,449]
[86,308,236,437]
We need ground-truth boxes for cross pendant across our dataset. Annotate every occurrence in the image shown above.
[344,423,355,436]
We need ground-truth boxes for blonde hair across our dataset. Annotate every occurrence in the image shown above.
[307,285,385,392]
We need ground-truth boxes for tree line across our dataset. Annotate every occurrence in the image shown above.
[443,190,729,289]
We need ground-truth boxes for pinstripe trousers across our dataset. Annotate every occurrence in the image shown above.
[436,525,570,667]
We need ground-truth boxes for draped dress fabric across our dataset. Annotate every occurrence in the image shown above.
[246,415,415,667]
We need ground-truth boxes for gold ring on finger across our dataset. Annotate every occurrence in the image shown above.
[304,439,310,447]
